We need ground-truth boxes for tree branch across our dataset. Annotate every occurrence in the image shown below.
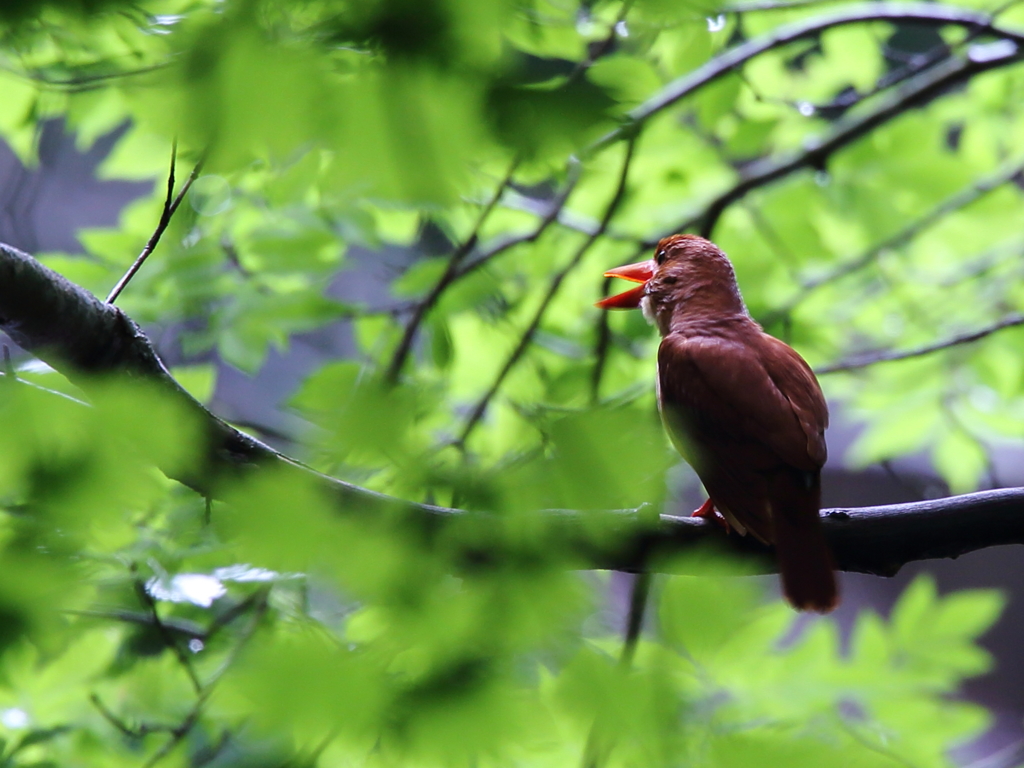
[816,313,1024,374]
[385,157,520,384]
[589,2,1024,154]
[106,148,203,304]
[764,157,1024,326]
[3,243,1024,579]
[455,138,638,447]
[686,47,1024,238]
[452,158,583,281]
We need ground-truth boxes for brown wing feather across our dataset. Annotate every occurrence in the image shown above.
[657,326,829,544]
[758,335,828,467]
[657,329,827,474]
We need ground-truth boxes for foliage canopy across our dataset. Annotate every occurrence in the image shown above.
[0,0,1021,765]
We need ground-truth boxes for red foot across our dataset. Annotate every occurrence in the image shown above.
[691,498,731,533]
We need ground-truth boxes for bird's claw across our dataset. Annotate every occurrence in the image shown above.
[691,498,731,533]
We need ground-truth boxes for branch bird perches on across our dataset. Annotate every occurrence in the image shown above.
[2,242,1023,579]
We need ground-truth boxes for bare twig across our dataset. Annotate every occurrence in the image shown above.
[140,593,267,768]
[581,570,652,768]
[500,190,639,243]
[386,157,520,384]
[816,313,1024,374]
[142,691,211,768]
[106,142,203,304]
[771,8,1001,121]
[723,0,838,11]
[456,139,638,447]
[590,278,614,404]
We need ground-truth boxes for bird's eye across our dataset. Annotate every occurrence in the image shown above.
[661,275,677,285]
[656,249,667,264]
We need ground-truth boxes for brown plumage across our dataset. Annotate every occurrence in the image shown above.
[597,234,837,612]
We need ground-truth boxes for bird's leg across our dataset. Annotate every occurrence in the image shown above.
[691,497,715,518]
[691,498,731,532]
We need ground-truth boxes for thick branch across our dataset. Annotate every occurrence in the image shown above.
[2,243,1023,578]
[0,242,430,520]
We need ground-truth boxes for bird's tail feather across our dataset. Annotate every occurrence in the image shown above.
[770,471,838,613]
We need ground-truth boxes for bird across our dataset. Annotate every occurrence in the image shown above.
[597,234,837,612]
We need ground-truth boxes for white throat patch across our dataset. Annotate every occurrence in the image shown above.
[640,294,655,326]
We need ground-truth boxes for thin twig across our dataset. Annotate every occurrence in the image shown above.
[386,157,520,384]
[1,345,13,380]
[0,62,169,92]
[65,608,206,639]
[142,593,268,768]
[456,139,638,448]
[764,158,1024,324]
[106,143,203,304]
[581,571,652,768]
[142,691,211,768]
[89,694,176,739]
[500,190,639,242]
[453,159,584,281]
[132,565,204,695]
[767,9,998,121]
[942,397,1002,489]
[723,0,838,11]
[816,313,1024,374]
[619,571,651,667]
[590,278,614,404]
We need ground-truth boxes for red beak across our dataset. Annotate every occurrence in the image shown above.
[595,259,656,309]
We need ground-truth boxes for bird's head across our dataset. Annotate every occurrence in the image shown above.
[597,234,747,334]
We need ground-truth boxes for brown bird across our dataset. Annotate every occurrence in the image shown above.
[597,234,837,612]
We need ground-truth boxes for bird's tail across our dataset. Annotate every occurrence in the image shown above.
[770,470,838,613]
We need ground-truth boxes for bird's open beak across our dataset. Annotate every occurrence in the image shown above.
[595,259,656,309]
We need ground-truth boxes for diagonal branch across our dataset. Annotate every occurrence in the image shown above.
[3,242,1024,579]
[106,145,203,304]
[452,159,584,282]
[385,157,520,384]
[455,138,638,447]
[815,312,1024,374]
[683,46,1024,238]
[765,157,1024,325]
[589,2,1024,154]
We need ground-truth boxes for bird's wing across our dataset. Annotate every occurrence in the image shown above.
[757,334,829,467]
[657,330,828,473]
